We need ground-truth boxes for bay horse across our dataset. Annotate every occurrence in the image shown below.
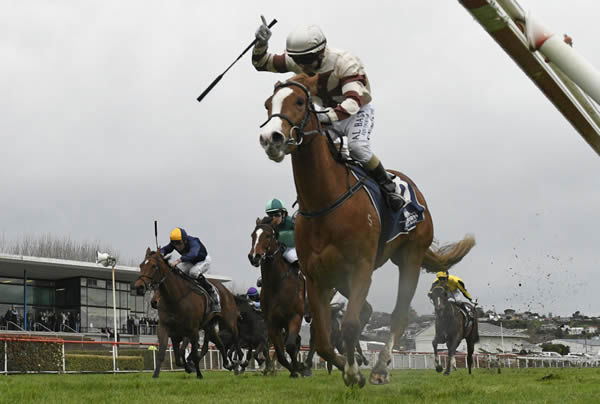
[248,217,306,377]
[429,284,479,375]
[135,248,241,378]
[258,73,476,387]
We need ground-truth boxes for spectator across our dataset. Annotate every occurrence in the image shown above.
[134,316,140,335]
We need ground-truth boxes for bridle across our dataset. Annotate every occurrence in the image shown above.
[259,80,324,148]
[252,224,283,265]
[430,284,449,313]
[136,252,171,292]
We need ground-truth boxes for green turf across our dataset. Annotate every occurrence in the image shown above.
[1,368,599,404]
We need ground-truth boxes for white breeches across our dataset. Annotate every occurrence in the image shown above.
[174,255,211,278]
[283,247,297,264]
[331,103,375,164]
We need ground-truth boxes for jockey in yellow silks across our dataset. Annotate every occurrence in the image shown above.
[429,272,473,303]
[252,19,407,211]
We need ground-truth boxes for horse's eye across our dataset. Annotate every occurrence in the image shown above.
[296,98,304,106]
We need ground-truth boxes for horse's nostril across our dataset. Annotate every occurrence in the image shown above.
[271,131,284,145]
[259,133,268,146]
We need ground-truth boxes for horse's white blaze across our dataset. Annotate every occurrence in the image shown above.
[252,228,263,257]
[261,87,293,139]
[143,259,149,265]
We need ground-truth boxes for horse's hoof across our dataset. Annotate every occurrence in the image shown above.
[303,367,313,377]
[369,369,390,385]
[436,365,443,373]
[358,372,366,389]
[363,359,369,366]
[289,372,299,378]
[152,373,159,379]
[196,373,203,379]
[443,371,450,376]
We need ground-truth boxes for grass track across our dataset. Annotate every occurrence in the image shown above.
[1,368,599,403]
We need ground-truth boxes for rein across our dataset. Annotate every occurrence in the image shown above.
[137,254,198,306]
[254,224,299,283]
[261,80,368,218]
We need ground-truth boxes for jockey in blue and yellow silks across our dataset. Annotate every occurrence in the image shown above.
[160,227,220,312]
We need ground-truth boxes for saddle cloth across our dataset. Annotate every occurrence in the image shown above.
[175,269,221,314]
[349,165,425,245]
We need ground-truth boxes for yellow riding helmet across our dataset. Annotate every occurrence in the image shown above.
[170,227,185,242]
[436,271,449,279]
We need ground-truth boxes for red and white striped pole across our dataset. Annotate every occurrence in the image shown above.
[524,12,600,105]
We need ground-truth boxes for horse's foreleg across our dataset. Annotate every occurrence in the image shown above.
[269,327,295,376]
[189,336,203,379]
[153,324,169,378]
[207,324,232,370]
[307,279,345,372]
[285,314,304,376]
[303,322,316,376]
[370,249,422,385]
[341,268,371,388]
[171,336,183,367]
[467,339,474,375]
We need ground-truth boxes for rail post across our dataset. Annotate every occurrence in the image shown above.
[62,342,66,373]
[4,340,7,374]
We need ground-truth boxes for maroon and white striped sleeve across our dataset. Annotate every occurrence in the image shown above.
[252,44,291,73]
[327,54,372,122]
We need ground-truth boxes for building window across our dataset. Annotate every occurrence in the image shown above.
[88,288,107,307]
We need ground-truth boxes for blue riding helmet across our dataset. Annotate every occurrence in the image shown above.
[247,287,259,297]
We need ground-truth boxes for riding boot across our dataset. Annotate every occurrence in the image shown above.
[256,277,262,288]
[197,274,220,312]
[369,161,407,211]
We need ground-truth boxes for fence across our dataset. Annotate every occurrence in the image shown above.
[2,336,599,374]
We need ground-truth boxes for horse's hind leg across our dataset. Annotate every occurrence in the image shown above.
[207,324,232,370]
[285,315,304,376]
[467,339,474,375]
[370,247,423,385]
[303,323,316,376]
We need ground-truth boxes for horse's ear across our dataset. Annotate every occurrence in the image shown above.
[145,247,151,256]
[256,217,260,225]
[274,80,282,89]
[306,73,320,95]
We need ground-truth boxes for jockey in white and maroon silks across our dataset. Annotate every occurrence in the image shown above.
[252,18,406,211]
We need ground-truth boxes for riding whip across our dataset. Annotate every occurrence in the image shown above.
[154,220,159,251]
[196,17,277,103]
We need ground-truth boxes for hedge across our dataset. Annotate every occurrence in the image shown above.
[0,335,62,372]
[65,354,143,371]
[66,349,167,370]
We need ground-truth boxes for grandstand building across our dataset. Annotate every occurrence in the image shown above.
[0,253,231,335]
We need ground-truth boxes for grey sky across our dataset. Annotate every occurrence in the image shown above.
[2,1,599,317]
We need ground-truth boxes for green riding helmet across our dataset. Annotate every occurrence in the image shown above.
[265,198,287,215]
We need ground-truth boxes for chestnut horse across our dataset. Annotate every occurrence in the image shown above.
[258,74,476,387]
[248,217,306,377]
[135,248,241,378]
[429,284,479,375]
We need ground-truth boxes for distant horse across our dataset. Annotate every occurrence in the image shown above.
[258,74,475,387]
[304,300,372,376]
[429,284,479,375]
[135,248,241,378]
[197,294,271,375]
[248,217,306,377]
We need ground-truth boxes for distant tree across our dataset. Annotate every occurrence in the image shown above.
[541,343,570,355]
[0,233,131,264]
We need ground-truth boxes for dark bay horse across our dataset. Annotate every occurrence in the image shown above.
[135,248,241,378]
[258,73,476,387]
[248,217,306,377]
[429,284,479,375]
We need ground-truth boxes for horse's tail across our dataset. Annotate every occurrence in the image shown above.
[421,234,476,273]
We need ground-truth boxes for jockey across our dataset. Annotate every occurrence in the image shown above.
[429,272,474,318]
[264,198,298,270]
[160,227,220,312]
[247,287,261,311]
[253,19,407,211]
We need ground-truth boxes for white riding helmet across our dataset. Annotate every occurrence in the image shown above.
[286,25,327,56]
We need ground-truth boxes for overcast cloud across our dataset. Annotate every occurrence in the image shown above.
[1,1,599,316]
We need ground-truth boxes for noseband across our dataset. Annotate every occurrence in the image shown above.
[136,253,171,291]
[259,80,323,147]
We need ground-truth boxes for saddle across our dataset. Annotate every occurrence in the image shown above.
[174,269,221,314]
[454,302,474,333]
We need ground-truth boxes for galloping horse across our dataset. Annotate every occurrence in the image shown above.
[135,248,241,378]
[248,217,306,377]
[429,284,479,375]
[258,73,476,387]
